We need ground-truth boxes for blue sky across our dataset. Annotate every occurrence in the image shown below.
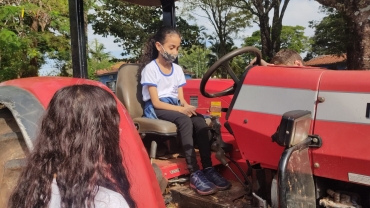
[39,0,326,75]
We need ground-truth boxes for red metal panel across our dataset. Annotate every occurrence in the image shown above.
[218,159,249,181]
[318,70,370,92]
[228,67,323,168]
[156,152,244,180]
[184,79,233,111]
[312,121,370,184]
[0,77,97,108]
[183,79,245,161]
[228,110,285,169]
[155,153,221,179]
[117,102,166,207]
[0,77,165,208]
[244,66,325,90]
[183,79,233,134]
[313,70,370,185]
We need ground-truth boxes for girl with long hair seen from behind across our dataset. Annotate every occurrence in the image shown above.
[139,26,231,196]
[8,84,136,208]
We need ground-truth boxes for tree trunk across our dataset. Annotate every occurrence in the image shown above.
[271,3,282,57]
[84,0,89,54]
[219,35,229,78]
[315,0,370,69]
[243,0,290,61]
[271,0,290,57]
[25,57,39,77]
[259,14,272,60]
[345,17,356,70]
[348,10,370,69]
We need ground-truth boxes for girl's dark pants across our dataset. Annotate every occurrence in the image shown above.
[154,109,212,172]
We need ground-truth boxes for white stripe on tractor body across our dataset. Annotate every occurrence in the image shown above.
[233,85,318,119]
[233,85,370,125]
[316,91,370,124]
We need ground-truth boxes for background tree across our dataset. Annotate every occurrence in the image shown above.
[244,25,310,53]
[206,37,237,67]
[87,39,114,80]
[0,0,71,81]
[179,38,248,79]
[306,6,348,60]
[234,0,291,61]
[89,0,202,61]
[0,29,22,81]
[229,55,250,77]
[205,37,250,78]
[244,30,262,50]
[182,0,251,78]
[279,25,310,53]
[315,0,370,69]
[89,39,111,63]
[179,45,211,78]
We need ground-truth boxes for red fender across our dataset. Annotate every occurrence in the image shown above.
[0,77,165,208]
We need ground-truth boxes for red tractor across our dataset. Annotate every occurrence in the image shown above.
[0,0,369,207]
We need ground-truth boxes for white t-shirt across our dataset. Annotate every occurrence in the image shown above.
[141,60,186,102]
[49,178,130,208]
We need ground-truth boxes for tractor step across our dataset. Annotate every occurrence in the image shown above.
[154,151,221,180]
[168,180,253,208]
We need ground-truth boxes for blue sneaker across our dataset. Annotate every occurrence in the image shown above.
[190,170,218,195]
[203,167,231,190]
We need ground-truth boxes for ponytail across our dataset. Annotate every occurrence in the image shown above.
[139,37,158,73]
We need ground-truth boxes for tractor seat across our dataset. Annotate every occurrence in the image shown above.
[116,64,212,136]
[116,64,178,136]
[115,63,230,155]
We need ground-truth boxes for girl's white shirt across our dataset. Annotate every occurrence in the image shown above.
[49,178,130,208]
[141,60,186,102]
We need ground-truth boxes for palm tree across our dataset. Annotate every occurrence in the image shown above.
[89,39,111,63]
[207,37,237,78]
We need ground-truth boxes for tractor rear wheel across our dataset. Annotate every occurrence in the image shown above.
[0,108,28,207]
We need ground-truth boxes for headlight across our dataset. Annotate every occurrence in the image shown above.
[272,110,311,147]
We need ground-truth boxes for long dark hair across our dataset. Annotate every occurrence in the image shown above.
[8,84,136,208]
[139,26,181,73]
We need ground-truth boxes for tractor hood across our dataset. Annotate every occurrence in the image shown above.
[227,65,370,187]
[123,0,178,6]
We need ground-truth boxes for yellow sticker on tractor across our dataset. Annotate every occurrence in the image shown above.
[210,101,222,117]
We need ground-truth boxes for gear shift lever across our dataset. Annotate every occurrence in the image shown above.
[212,141,248,190]
[210,117,252,193]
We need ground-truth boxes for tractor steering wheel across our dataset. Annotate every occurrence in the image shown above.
[200,46,262,98]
